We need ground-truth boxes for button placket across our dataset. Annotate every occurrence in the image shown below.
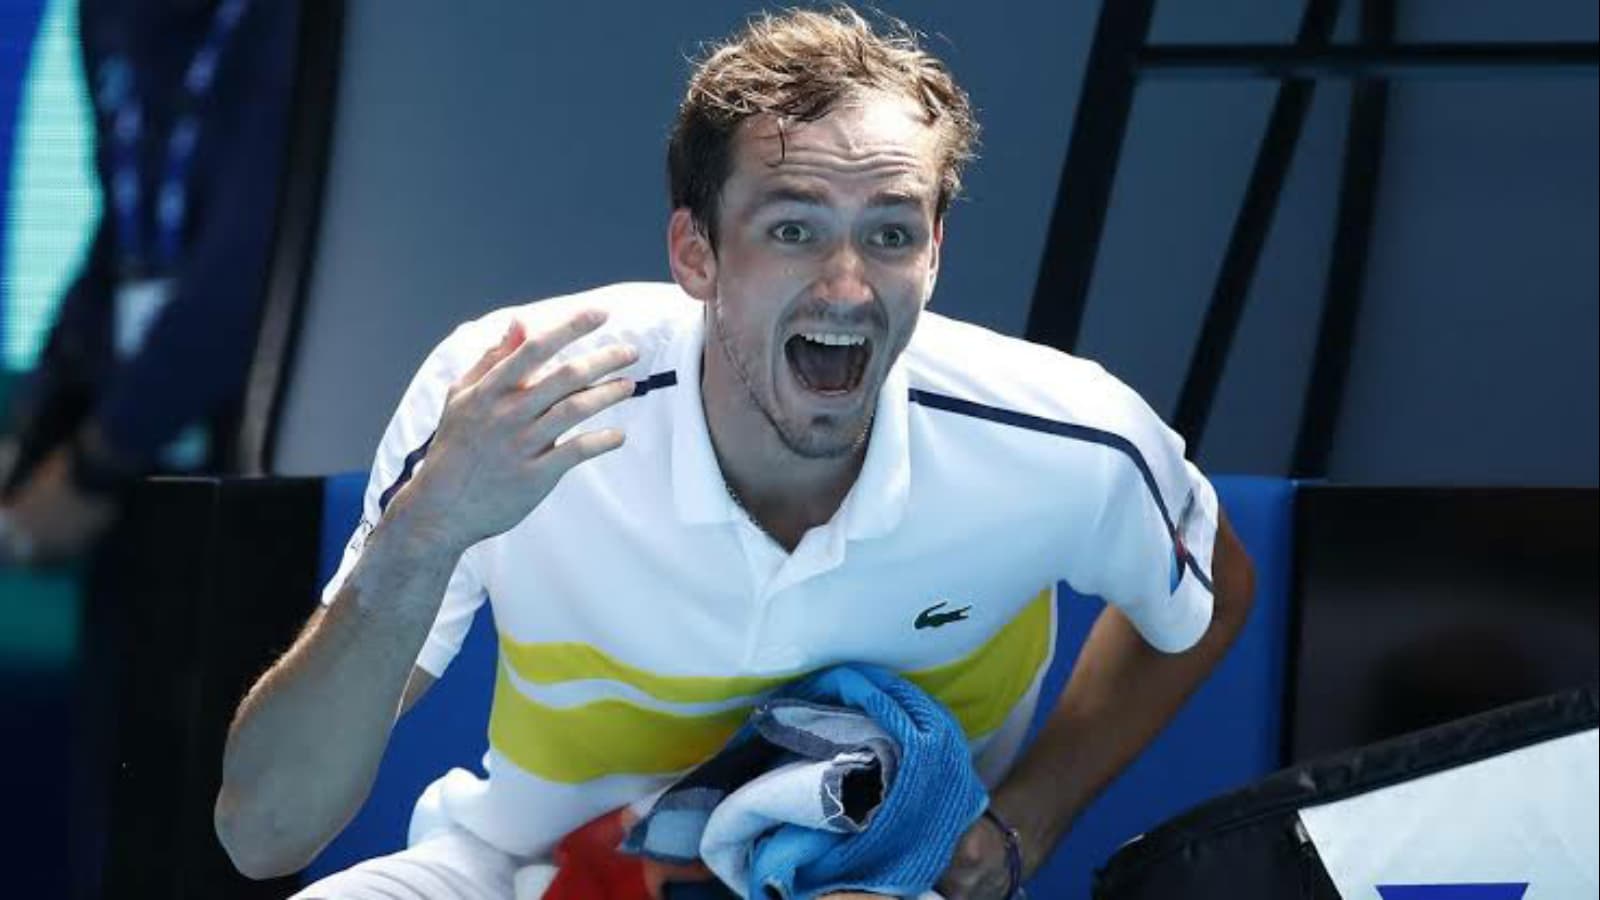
[733,516,785,669]
[767,522,846,598]
[747,527,852,672]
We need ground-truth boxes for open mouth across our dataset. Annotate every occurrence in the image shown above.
[784,332,872,396]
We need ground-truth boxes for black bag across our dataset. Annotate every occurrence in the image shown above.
[1093,685,1599,900]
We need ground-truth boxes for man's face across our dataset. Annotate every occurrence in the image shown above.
[700,93,944,459]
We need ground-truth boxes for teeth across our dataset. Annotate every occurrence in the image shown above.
[800,332,867,347]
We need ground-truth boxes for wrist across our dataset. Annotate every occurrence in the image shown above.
[378,488,474,563]
[991,786,1076,879]
[339,497,471,619]
[982,806,1025,897]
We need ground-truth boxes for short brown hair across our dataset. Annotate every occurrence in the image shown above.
[668,5,979,247]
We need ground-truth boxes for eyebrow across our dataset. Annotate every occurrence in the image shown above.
[753,186,829,210]
[866,189,928,211]
[751,185,931,212]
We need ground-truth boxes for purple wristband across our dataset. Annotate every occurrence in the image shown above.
[982,806,1025,898]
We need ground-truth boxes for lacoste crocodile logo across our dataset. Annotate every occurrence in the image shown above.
[915,601,972,630]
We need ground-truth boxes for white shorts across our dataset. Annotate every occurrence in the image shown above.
[289,826,555,900]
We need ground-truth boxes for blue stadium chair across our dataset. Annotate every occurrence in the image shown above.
[304,472,1296,899]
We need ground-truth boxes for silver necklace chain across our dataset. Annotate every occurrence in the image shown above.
[725,479,787,545]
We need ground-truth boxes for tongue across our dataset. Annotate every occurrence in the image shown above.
[789,338,856,393]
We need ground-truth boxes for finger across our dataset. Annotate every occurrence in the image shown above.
[456,319,526,391]
[942,867,1009,900]
[538,427,626,476]
[933,876,988,900]
[936,857,1006,898]
[485,309,607,393]
[526,377,636,450]
[935,870,972,895]
[520,342,639,413]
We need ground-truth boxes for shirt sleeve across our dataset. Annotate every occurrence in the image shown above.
[1066,374,1219,654]
[320,323,489,678]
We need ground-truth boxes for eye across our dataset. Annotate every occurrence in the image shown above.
[769,222,813,244]
[868,225,914,249]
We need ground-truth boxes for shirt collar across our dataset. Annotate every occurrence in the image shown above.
[669,311,736,526]
[669,310,911,541]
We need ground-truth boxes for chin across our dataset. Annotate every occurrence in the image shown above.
[772,408,873,460]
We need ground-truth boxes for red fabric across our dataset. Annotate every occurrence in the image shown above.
[542,808,713,900]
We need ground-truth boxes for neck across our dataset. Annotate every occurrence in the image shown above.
[701,346,867,552]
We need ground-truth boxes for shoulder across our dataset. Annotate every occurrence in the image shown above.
[902,310,1156,442]
[429,282,700,379]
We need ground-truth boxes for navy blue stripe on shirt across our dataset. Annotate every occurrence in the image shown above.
[632,370,678,397]
[907,388,1214,594]
[378,432,435,513]
[373,371,677,515]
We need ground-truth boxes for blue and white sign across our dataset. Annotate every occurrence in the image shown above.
[1298,729,1597,900]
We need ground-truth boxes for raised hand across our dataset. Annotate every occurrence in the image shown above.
[395,309,638,552]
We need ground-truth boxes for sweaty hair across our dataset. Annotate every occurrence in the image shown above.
[668,5,979,247]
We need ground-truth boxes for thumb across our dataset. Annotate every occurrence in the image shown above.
[458,319,526,389]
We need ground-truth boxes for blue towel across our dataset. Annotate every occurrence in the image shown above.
[625,664,988,899]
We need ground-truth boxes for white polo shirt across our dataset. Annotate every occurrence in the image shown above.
[323,281,1219,860]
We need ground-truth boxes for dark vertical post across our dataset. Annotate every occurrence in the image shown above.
[1171,0,1343,452]
[1024,0,1158,354]
[237,0,347,475]
[1292,0,1396,477]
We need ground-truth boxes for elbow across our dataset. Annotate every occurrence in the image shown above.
[214,785,318,881]
[1230,553,1257,620]
[1215,544,1256,638]
[1213,511,1257,628]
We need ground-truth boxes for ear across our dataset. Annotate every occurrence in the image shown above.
[923,216,945,303]
[668,208,717,302]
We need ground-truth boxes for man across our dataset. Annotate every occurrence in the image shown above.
[216,8,1254,899]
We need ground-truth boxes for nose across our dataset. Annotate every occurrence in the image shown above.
[816,241,874,309]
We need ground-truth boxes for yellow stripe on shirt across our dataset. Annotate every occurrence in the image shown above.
[488,587,1055,783]
[498,635,793,705]
[488,662,755,783]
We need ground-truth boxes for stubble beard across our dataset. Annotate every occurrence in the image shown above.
[708,298,872,461]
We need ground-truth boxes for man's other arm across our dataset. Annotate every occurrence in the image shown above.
[993,509,1255,877]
